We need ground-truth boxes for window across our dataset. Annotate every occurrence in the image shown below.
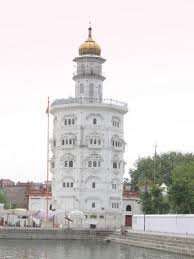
[90,214,97,218]
[64,160,74,168]
[92,182,96,188]
[94,139,97,144]
[112,183,117,190]
[89,84,94,99]
[51,162,55,169]
[92,202,95,208]
[113,162,117,169]
[126,205,132,211]
[112,203,119,209]
[93,118,97,125]
[53,140,56,147]
[112,119,120,128]
[88,160,101,168]
[93,161,97,167]
[69,161,73,167]
[63,182,74,188]
[69,139,72,145]
[99,215,104,219]
[64,117,76,126]
[65,139,68,145]
[62,140,65,145]
[80,84,84,93]
[98,139,101,145]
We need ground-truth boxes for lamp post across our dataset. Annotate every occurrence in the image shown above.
[143,179,148,232]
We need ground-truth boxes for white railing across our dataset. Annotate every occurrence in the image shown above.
[51,97,128,109]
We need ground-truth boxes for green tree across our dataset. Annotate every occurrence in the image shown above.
[139,190,153,214]
[0,191,8,208]
[129,152,194,191]
[139,185,170,214]
[168,162,194,213]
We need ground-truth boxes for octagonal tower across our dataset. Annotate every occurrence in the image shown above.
[50,27,128,228]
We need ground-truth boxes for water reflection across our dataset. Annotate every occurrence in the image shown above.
[0,240,190,259]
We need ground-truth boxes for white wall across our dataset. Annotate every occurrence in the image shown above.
[29,196,52,211]
[133,214,194,235]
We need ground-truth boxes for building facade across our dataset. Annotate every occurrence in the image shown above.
[50,27,128,228]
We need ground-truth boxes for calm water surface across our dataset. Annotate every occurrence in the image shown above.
[0,240,191,259]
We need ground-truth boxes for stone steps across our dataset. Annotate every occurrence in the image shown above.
[112,233,194,247]
[107,232,194,257]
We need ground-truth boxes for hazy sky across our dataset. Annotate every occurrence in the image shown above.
[0,0,194,182]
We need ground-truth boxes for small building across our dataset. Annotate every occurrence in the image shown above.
[122,190,142,227]
[27,189,52,211]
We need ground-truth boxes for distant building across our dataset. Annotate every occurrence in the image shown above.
[0,181,51,209]
[0,179,15,187]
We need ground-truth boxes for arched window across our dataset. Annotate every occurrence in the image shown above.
[88,161,92,167]
[126,205,132,211]
[69,161,73,167]
[93,161,97,167]
[93,118,97,125]
[62,139,65,145]
[113,162,117,169]
[80,84,84,94]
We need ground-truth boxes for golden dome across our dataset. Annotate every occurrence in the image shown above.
[79,27,101,56]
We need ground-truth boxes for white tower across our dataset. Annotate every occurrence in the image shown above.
[50,27,128,228]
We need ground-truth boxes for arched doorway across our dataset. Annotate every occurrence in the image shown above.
[125,204,132,227]
[125,215,132,227]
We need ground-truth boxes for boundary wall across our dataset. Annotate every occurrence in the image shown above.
[133,214,194,235]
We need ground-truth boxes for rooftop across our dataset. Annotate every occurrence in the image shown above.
[51,97,128,112]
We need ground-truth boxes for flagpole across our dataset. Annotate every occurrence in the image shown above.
[46,96,50,226]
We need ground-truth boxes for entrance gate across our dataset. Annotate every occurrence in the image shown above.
[125,215,132,227]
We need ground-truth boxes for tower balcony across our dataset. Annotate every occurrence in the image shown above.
[51,97,128,113]
[72,71,106,81]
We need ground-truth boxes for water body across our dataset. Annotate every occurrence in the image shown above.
[0,240,191,259]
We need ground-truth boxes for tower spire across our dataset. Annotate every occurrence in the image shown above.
[88,22,92,39]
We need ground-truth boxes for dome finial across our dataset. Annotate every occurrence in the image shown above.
[88,21,92,39]
[79,24,101,56]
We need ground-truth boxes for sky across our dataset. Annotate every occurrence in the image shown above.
[0,0,194,182]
